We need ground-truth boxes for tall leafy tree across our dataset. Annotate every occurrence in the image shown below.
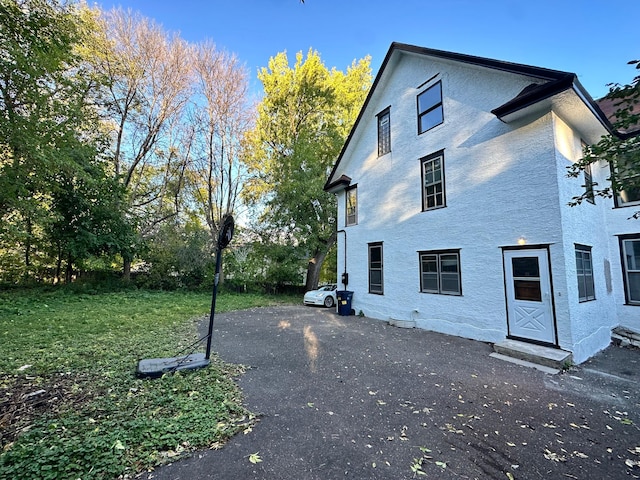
[90,8,192,278]
[243,50,371,290]
[569,59,640,209]
[48,162,134,283]
[188,41,252,242]
[0,0,109,276]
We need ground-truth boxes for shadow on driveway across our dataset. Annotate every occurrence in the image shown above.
[145,305,640,480]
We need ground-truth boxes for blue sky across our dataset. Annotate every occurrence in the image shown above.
[96,0,638,101]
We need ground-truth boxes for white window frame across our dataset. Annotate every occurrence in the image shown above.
[421,151,445,211]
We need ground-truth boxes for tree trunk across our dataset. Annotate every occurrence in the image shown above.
[122,257,131,281]
[24,216,32,268]
[305,256,322,292]
[65,256,73,284]
[304,233,337,291]
[55,243,62,284]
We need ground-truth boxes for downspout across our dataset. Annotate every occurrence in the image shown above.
[337,229,348,289]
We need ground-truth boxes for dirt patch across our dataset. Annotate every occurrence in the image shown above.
[0,371,97,449]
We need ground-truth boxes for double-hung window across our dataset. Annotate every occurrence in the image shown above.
[346,186,357,226]
[583,163,595,204]
[581,142,595,205]
[613,153,640,207]
[621,236,640,304]
[377,108,391,156]
[421,151,445,210]
[368,243,383,294]
[417,81,443,134]
[419,250,461,295]
[575,245,595,302]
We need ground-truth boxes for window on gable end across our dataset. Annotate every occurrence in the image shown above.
[421,150,446,211]
[377,108,390,156]
[346,186,357,226]
[417,81,443,134]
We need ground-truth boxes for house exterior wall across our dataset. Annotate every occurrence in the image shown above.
[604,180,640,334]
[331,49,638,363]
[551,113,618,362]
[551,112,640,356]
[336,54,570,347]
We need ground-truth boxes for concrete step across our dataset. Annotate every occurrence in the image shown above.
[612,326,640,348]
[489,352,561,374]
[388,318,416,329]
[493,339,572,371]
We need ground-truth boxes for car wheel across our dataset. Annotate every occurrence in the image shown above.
[324,296,335,308]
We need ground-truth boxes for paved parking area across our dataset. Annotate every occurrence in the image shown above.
[146,305,640,480]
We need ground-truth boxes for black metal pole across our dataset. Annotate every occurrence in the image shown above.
[205,244,223,360]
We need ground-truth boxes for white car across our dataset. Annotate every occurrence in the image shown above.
[303,284,338,308]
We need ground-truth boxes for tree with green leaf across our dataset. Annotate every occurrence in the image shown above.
[0,0,113,279]
[569,59,640,210]
[243,49,371,290]
[89,8,193,278]
[48,161,135,283]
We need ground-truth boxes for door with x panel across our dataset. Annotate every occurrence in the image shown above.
[503,249,556,344]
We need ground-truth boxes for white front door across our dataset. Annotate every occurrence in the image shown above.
[503,249,556,345]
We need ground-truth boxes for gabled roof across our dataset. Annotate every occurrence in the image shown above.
[324,42,619,192]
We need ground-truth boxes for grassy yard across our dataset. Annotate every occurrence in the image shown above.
[0,288,296,480]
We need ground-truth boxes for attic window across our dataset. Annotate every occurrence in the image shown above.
[417,81,443,134]
[377,107,391,156]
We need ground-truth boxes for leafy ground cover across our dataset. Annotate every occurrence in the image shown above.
[0,288,295,479]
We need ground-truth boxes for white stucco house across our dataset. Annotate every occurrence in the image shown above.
[324,42,640,364]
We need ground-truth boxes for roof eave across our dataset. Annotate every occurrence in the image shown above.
[324,175,352,194]
[492,74,621,139]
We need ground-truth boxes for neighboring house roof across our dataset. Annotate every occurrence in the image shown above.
[325,42,620,192]
[596,95,640,137]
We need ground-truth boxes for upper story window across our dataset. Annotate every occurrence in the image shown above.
[417,81,443,134]
[421,150,446,210]
[575,245,595,302]
[345,186,357,226]
[377,107,391,156]
[615,185,640,207]
[612,153,640,207]
[583,163,595,204]
[377,108,391,156]
[581,141,595,205]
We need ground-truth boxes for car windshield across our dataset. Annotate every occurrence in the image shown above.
[318,285,335,291]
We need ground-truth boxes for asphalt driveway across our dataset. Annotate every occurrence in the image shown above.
[145,305,640,480]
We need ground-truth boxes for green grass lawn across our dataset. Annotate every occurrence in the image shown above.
[0,288,296,480]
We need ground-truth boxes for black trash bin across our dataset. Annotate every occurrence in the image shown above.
[336,290,353,316]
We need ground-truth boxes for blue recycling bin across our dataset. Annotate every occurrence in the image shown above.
[336,290,353,316]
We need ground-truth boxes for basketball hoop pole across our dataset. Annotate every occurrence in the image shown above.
[205,214,234,360]
[205,243,223,360]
